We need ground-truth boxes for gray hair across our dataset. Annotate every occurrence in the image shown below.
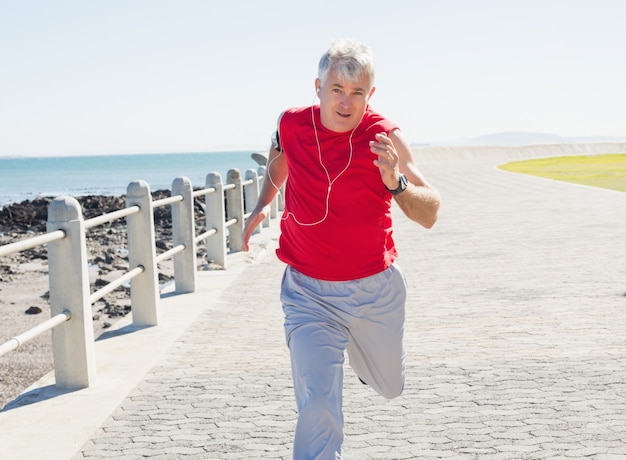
[318,39,376,88]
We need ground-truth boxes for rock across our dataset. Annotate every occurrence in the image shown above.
[0,264,19,277]
[94,278,108,288]
[0,190,182,234]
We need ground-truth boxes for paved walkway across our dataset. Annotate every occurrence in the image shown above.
[3,154,626,459]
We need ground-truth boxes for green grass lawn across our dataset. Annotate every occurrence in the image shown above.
[498,153,626,193]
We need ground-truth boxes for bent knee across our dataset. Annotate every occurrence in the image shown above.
[375,378,404,400]
[381,386,403,400]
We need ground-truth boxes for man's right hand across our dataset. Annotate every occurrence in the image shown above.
[241,205,271,252]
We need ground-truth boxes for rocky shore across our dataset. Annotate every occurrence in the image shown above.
[0,191,208,408]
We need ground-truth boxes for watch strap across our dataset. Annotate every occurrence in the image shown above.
[386,174,408,195]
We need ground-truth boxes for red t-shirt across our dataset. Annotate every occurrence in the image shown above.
[275,105,399,281]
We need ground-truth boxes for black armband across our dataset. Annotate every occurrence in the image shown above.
[271,130,283,152]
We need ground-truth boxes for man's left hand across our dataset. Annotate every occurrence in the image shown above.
[370,132,401,189]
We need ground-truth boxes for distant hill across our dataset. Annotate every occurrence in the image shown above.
[469,132,560,145]
[467,131,626,146]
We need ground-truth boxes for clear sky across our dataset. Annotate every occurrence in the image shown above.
[1,0,624,157]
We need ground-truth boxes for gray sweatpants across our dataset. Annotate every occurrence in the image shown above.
[281,264,407,460]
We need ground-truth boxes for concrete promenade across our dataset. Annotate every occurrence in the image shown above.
[2,148,626,459]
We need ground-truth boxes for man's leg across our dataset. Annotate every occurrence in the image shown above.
[281,267,348,460]
[287,322,347,459]
[346,264,407,399]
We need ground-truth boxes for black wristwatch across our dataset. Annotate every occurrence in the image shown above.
[386,174,408,195]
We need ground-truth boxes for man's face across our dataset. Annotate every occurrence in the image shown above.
[316,71,375,133]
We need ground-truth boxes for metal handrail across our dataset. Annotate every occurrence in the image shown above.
[153,195,183,209]
[193,187,215,198]
[195,228,217,244]
[0,230,66,257]
[156,244,185,263]
[84,205,140,229]
[89,265,145,304]
[0,310,71,357]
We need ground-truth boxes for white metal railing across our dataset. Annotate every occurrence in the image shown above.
[0,166,284,391]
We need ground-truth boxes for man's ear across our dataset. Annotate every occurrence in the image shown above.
[315,78,322,95]
[367,86,376,101]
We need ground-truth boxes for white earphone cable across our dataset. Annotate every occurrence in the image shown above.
[267,98,368,227]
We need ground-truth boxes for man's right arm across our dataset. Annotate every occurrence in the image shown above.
[241,144,288,251]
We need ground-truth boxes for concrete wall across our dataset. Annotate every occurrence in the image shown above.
[411,142,626,164]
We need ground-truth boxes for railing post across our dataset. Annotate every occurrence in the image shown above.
[257,165,276,222]
[172,176,196,293]
[226,168,244,252]
[205,172,227,267]
[245,169,263,234]
[126,180,159,326]
[47,196,95,389]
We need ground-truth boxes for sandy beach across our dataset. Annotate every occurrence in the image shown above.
[0,191,205,408]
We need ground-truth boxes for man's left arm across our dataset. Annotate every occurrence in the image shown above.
[371,129,440,228]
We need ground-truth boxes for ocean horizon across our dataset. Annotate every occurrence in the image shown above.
[0,151,263,208]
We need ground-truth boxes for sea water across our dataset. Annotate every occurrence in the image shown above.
[0,151,263,207]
